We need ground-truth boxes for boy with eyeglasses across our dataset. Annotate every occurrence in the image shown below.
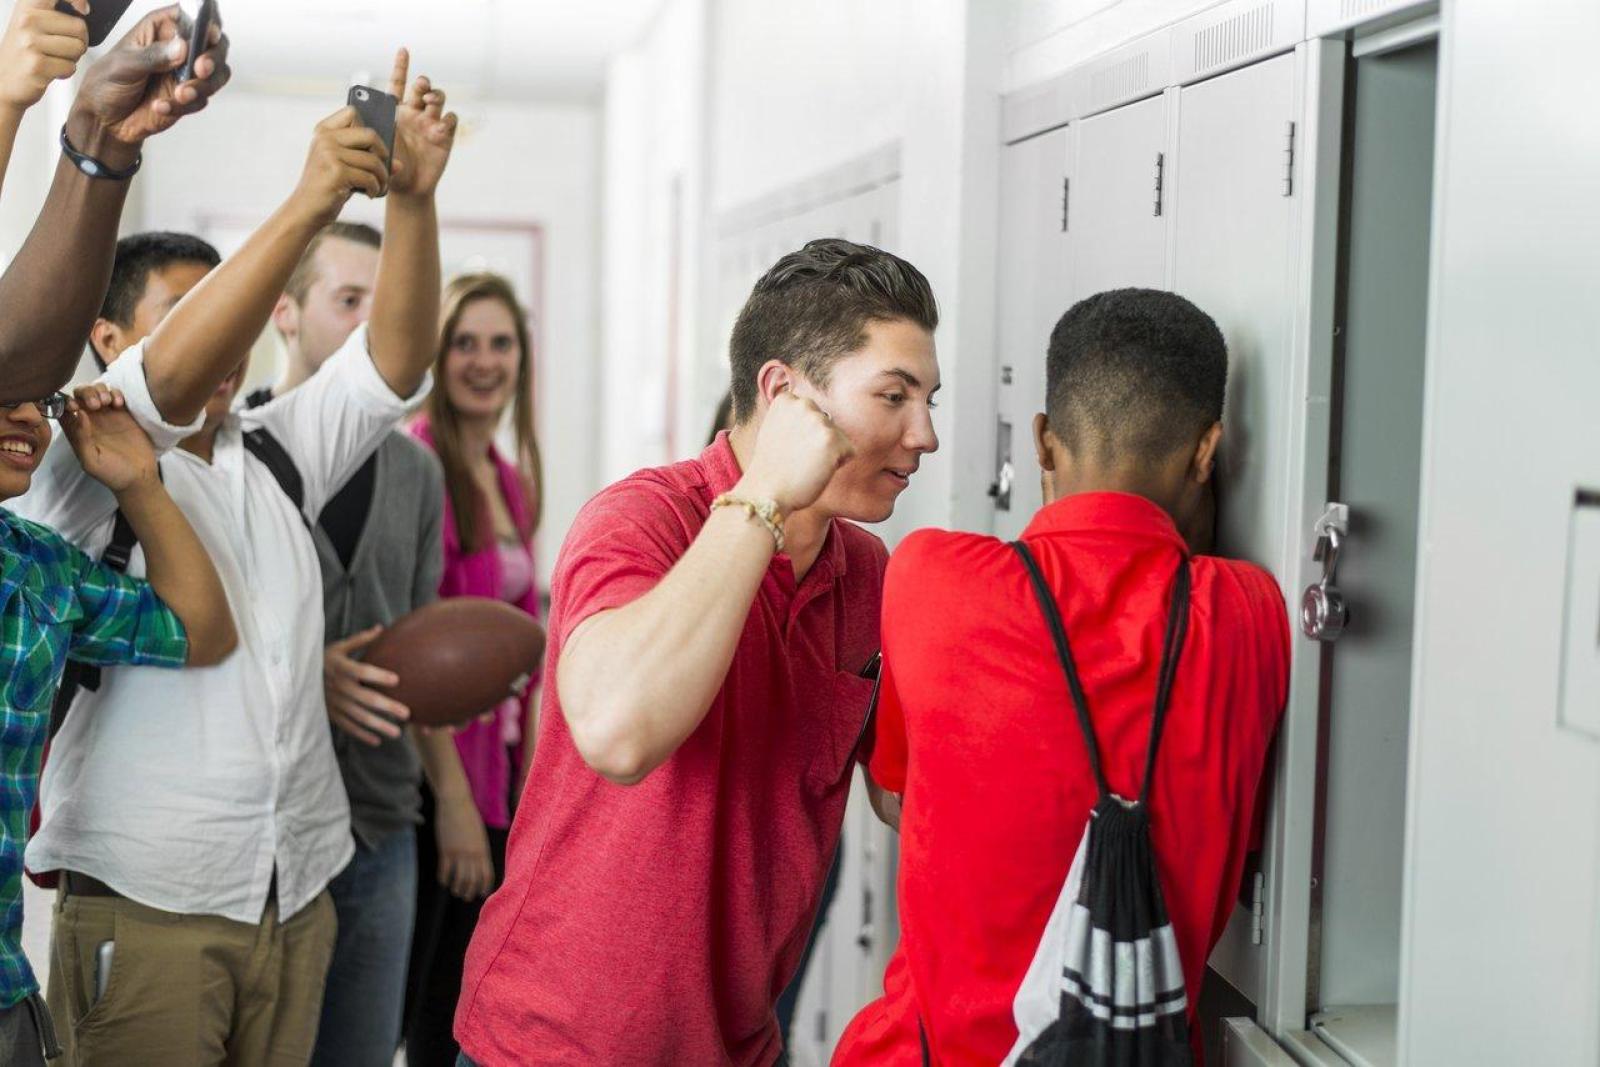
[0,384,235,1066]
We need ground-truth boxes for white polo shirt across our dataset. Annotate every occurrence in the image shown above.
[10,325,429,923]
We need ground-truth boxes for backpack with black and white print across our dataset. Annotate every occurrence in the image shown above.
[1002,540,1194,1067]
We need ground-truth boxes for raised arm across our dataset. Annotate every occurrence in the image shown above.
[0,4,231,401]
[557,394,851,785]
[63,384,235,665]
[138,109,389,425]
[369,50,457,397]
[0,0,88,200]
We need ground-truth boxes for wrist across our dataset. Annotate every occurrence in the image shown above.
[274,195,336,242]
[729,477,789,519]
[387,185,437,207]
[712,490,785,554]
[111,475,162,507]
[64,107,140,171]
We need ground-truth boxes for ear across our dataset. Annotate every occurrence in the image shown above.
[88,319,122,366]
[271,294,298,340]
[1032,412,1057,472]
[752,360,801,411]
[1191,421,1223,483]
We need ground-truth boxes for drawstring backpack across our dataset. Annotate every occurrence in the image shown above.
[1002,541,1194,1067]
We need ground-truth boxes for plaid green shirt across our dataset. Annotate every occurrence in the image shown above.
[0,509,188,1007]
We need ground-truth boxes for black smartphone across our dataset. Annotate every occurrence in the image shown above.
[54,0,137,47]
[174,0,217,84]
[347,84,398,168]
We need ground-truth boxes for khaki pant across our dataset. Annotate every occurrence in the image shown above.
[46,888,337,1067]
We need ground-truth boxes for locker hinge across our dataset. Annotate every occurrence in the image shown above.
[1282,121,1297,197]
[1152,152,1165,217]
[1249,871,1266,945]
[816,1007,828,1043]
[1061,176,1070,232]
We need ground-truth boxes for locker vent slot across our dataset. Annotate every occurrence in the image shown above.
[1340,0,1397,18]
[1194,4,1275,74]
[1088,52,1150,111]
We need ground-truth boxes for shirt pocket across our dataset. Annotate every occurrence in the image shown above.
[805,670,878,794]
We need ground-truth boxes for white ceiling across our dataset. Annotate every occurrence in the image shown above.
[105,0,665,102]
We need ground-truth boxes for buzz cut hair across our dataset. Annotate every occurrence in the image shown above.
[1045,288,1228,463]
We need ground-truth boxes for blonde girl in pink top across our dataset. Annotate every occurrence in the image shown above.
[403,273,543,1067]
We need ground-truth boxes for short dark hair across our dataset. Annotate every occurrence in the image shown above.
[727,238,938,421]
[284,221,382,305]
[1046,288,1227,462]
[100,231,222,327]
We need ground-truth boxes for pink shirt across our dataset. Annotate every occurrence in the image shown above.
[455,433,887,1066]
[409,417,540,829]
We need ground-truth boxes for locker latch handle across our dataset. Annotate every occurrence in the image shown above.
[1302,503,1350,642]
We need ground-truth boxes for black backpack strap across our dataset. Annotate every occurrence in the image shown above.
[241,427,306,518]
[1011,540,1112,800]
[1010,541,1192,805]
[1140,560,1191,806]
[49,507,143,738]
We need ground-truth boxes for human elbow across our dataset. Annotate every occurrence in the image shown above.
[567,697,656,786]
[185,613,238,668]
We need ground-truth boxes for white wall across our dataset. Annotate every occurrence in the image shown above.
[709,2,908,213]
[601,0,709,481]
[132,93,601,581]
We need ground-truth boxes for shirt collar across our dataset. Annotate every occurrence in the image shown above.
[698,431,849,582]
[0,511,27,590]
[1021,491,1188,552]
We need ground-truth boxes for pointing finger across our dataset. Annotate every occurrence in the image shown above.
[387,47,409,101]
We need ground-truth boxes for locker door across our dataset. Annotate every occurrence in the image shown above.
[993,125,1072,541]
[1168,51,1302,1009]
[1072,94,1169,294]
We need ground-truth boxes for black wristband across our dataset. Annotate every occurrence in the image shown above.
[59,125,142,181]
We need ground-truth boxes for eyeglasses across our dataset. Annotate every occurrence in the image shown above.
[0,393,68,420]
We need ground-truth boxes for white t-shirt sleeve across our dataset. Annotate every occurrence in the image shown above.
[242,323,431,517]
[99,342,208,454]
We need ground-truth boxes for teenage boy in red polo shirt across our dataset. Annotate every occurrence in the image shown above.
[455,238,942,1066]
[834,288,1292,1066]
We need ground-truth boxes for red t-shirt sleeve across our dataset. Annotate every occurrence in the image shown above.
[552,477,696,649]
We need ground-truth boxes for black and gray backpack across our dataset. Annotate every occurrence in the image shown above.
[1003,540,1194,1067]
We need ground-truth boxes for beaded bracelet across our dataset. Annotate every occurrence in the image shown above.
[710,493,785,554]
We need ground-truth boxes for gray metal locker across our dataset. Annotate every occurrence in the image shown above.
[992,124,1073,542]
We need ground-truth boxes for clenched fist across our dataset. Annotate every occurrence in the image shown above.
[735,389,854,515]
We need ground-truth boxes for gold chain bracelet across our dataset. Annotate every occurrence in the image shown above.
[710,493,785,554]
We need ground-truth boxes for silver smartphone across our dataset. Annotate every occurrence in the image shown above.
[94,940,114,1004]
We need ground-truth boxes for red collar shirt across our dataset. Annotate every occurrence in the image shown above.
[456,434,886,1066]
[834,492,1290,1066]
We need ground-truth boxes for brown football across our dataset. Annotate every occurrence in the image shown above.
[364,598,546,728]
